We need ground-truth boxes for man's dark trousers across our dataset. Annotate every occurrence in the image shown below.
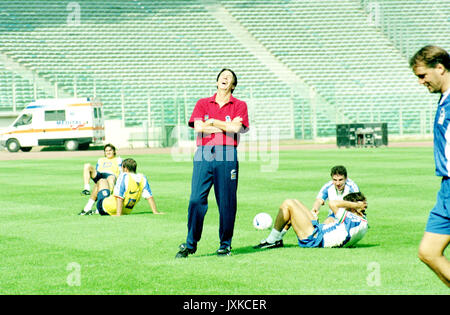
[186,145,239,252]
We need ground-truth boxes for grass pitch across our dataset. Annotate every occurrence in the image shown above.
[0,146,448,295]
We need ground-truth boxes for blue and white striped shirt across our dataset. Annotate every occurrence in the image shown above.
[433,90,450,177]
[322,208,368,248]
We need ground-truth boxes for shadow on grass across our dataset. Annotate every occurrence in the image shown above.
[191,242,380,258]
[193,244,298,258]
[351,243,380,248]
[130,211,165,215]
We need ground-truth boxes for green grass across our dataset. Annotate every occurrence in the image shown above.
[0,146,448,294]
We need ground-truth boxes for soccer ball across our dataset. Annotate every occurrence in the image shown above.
[253,212,273,230]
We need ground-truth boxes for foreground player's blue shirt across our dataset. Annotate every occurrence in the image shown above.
[433,90,450,177]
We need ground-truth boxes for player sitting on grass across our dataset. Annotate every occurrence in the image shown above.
[81,158,163,216]
[254,192,368,249]
[79,143,122,214]
[81,143,122,195]
[279,165,360,233]
[312,165,359,223]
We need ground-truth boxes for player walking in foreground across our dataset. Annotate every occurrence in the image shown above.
[410,45,450,287]
[254,192,368,249]
[89,158,162,216]
[176,69,249,258]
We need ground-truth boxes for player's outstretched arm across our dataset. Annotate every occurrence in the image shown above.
[311,198,324,218]
[114,197,124,216]
[147,196,164,214]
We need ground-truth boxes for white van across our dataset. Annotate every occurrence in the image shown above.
[0,98,105,152]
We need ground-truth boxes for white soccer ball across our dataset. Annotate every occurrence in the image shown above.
[253,212,273,230]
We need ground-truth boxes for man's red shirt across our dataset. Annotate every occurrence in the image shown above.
[188,93,249,147]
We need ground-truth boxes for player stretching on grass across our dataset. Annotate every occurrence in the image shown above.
[79,143,122,215]
[253,192,368,249]
[81,143,122,195]
[88,158,162,216]
[410,45,450,287]
[278,165,360,238]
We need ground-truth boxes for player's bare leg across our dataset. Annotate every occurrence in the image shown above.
[418,232,450,287]
[282,204,322,233]
[97,178,110,191]
[82,163,97,195]
[279,199,315,240]
[282,221,291,233]
[79,181,100,215]
[254,199,315,249]
[106,174,116,191]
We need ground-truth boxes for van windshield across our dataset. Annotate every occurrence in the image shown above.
[14,114,32,127]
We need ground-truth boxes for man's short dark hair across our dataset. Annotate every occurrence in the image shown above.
[331,165,347,178]
[104,143,116,156]
[122,158,137,173]
[217,68,238,93]
[344,192,366,202]
[409,45,450,70]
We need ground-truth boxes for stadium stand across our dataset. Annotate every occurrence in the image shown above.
[0,0,448,144]
[220,0,443,135]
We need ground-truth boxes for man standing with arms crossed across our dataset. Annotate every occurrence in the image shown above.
[176,69,249,258]
[410,45,450,287]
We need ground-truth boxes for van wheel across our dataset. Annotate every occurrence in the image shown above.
[6,139,20,152]
[20,147,32,152]
[78,143,90,150]
[64,140,79,151]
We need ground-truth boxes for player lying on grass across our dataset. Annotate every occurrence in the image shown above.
[254,192,368,249]
[81,158,163,216]
[279,165,360,233]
